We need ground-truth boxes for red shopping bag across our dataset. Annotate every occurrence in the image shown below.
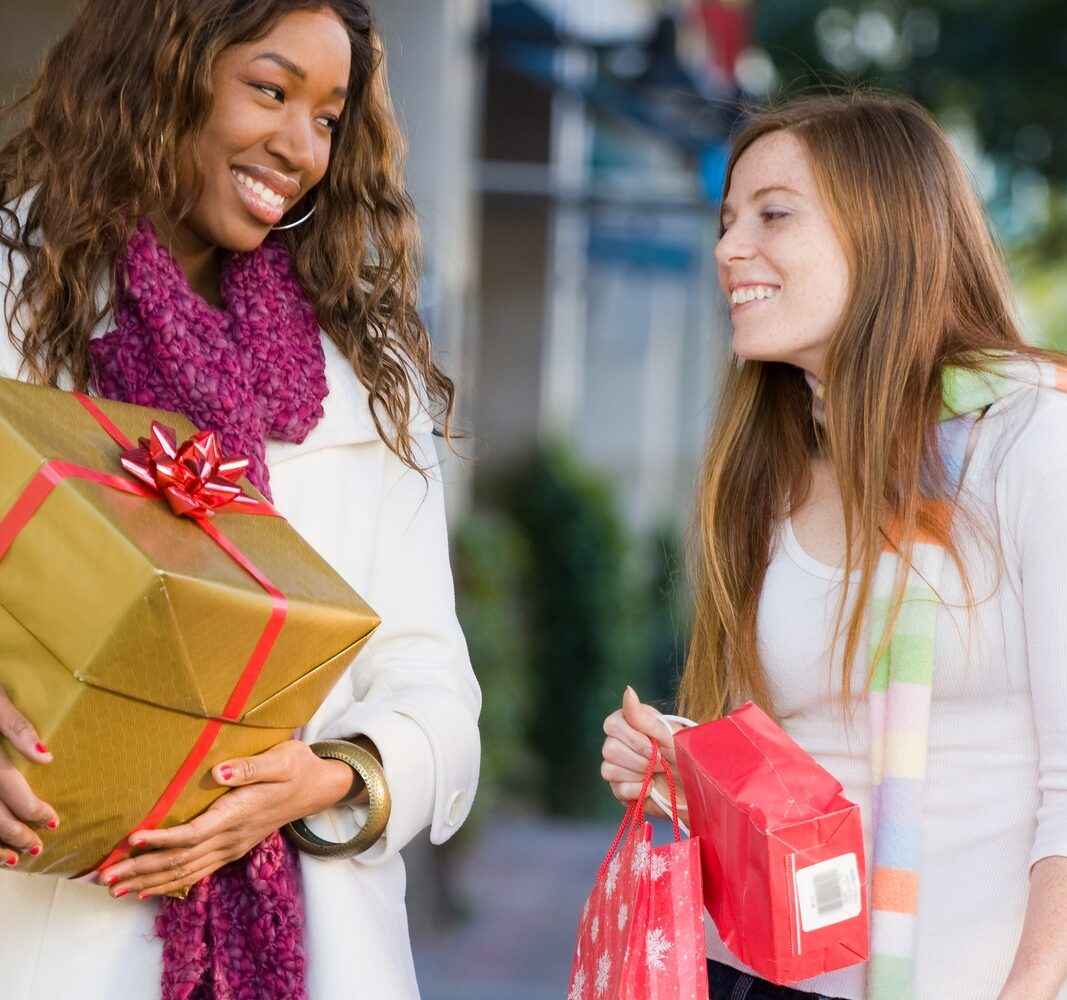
[568,741,709,1000]
[674,701,868,985]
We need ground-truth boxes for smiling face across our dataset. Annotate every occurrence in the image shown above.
[166,8,351,258]
[715,130,851,381]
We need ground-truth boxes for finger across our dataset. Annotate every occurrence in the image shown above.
[621,687,673,757]
[608,779,646,804]
[112,850,227,899]
[125,808,225,852]
[211,741,294,789]
[136,857,227,901]
[0,761,60,830]
[607,778,669,821]
[601,760,648,787]
[0,799,43,856]
[99,836,221,890]
[602,736,650,775]
[0,687,52,764]
[604,709,653,760]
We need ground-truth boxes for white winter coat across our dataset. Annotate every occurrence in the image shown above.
[0,197,481,999]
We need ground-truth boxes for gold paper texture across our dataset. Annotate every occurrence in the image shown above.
[0,378,380,875]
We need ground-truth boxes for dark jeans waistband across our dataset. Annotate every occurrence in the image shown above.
[706,959,848,1000]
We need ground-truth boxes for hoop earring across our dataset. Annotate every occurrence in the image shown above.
[272,201,317,231]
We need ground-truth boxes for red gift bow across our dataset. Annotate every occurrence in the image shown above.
[120,422,261,519]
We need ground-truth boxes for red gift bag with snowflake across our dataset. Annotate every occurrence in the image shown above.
[568,740,709,1000]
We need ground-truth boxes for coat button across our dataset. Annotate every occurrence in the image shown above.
[446,790,466,826]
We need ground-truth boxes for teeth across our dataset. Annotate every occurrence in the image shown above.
[730,285,779,305]
[232,170,286,208]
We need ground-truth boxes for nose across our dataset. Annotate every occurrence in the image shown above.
[714,220,756,268]
[264,110,319,177]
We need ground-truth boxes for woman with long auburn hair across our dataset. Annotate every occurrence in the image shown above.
[0,2,479,998]
[602,92,1067,999]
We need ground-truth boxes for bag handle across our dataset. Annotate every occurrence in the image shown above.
[596,734,684,884]
[596,740,658,883]
[649,714,695,838]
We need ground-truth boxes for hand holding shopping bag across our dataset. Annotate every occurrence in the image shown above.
[568,738,709,1000]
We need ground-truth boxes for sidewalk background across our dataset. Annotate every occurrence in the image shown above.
[410,812,620,1000]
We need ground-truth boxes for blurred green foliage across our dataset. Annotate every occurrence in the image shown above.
[454,443,691,820]
[482,440,656,816]
[451,511,537,837]
[644,523,689,713]
[758,1,1067,185]
[1010,193,1067,352]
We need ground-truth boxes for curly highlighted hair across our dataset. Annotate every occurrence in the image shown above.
[0,0,455,470]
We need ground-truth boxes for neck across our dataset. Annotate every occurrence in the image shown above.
[803,369,826,426]
[146,212,223,307]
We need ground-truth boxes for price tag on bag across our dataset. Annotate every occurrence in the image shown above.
[795,852,862,932]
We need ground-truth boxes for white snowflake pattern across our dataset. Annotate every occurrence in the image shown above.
[568,968,586,1000]
[582,897,591,922]
[645,927,673,972]
[617,902,629,931]
[631,840,650,875]
[650,852,670,882]
[605,854,621,897]
[595,952,611,996]
[591,916,600,942]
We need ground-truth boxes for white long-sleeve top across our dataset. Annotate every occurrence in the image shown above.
[705,381,1067,999]
[0,194,481,998]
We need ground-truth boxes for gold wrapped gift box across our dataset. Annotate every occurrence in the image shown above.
[0,377,379,876]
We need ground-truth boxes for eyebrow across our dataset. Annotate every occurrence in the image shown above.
[721,185,804,217]
[252,52,348,99]
[751,185,803,200]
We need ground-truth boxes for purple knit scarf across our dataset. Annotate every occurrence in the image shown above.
[90,218,329,1000]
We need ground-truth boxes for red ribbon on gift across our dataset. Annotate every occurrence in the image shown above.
[0,393,287,875]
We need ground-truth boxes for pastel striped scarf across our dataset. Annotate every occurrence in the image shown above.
[835,350,1064,998]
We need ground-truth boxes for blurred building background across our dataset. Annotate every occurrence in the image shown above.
[3,2,1067,998]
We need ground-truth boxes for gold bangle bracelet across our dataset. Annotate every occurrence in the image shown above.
[282,739,391,859]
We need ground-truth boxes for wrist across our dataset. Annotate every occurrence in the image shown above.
[310,736,381,809]
[318,756,365,808]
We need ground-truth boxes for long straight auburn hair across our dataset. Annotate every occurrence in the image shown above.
[677,91,1066,723]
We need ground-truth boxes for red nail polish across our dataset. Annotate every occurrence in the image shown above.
[29,845,41,857]
[114,888,128,898]
[35,742,48,755]
[47,818,58,830]
[103,871,118,885]
[220,765,233,781]
[5,852,17,866]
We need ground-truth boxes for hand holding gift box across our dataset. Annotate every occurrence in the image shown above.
[671,701,869,985]
[0,376,379,876]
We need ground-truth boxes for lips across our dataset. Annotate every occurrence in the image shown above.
[729,284,781,313]
[229,164,302,227]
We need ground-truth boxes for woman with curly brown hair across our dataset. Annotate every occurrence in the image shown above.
[0,2,480,998]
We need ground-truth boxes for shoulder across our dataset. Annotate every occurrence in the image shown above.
[974,378,1067,539]
[327,334,435,440]
[268,332,435,465]
[984,378,1067,480]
